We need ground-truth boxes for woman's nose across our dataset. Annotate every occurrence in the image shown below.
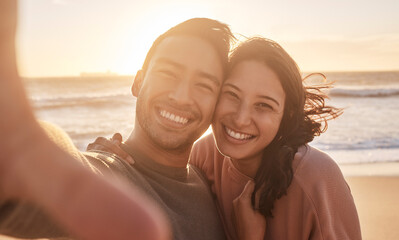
[233,104,251,127]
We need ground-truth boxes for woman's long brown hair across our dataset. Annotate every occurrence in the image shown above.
[229,37,342,218]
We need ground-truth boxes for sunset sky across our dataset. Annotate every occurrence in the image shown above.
[17,0,399,77]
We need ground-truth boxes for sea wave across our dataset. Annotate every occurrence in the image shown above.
[30,92,133,109]
[329,86,399,98]
[313,138,399,151]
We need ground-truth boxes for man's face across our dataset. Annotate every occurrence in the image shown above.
[134,35,223,151]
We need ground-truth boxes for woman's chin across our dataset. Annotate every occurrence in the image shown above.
[216,143,244,160]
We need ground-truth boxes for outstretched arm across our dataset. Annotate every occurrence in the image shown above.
[0,1,170,239]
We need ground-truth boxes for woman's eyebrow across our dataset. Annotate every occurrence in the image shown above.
[223,83,280,106]
[257,95,280,106]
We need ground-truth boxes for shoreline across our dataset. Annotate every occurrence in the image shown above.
[339,161,399,176]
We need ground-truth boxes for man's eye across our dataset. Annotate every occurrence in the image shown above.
[197,83,214,92]
[159,70,176,78]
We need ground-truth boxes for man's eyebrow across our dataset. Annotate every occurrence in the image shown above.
[224,83,280,106]
[154,58,184,69]
[198,71,221,87]
[155,57,221,87]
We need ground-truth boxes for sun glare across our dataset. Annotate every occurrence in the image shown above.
[116,2,213,75]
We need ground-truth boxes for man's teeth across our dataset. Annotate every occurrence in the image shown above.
[226,127,252,140]
[160,110,188,124]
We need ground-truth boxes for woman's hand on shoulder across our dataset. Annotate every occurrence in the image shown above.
[232,180,266,240]
[86,133,134,164]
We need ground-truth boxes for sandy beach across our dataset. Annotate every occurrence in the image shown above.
[340,162,399,240]
[1,162,398,240]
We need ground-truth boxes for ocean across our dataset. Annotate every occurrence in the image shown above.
[24,71,399,165]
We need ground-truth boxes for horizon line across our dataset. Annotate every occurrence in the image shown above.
[21,69,399,79]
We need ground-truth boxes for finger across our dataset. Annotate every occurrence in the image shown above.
[126,156,135,164]
[97,137,117,148]
[88,144,113,153]
[88,136,133,164]
[97,139,134,164]
[112,139,122,146]
[86,143,95,151]
[93,136,107,144]
[238,180,255,200]
[109,144,134,164]
[87,137,115,151]
[111,133,123,142]
[86,137,109,151]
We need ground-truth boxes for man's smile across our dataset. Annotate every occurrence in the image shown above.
[159,109,189,125]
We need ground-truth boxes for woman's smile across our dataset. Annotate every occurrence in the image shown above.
[223,124,255,141]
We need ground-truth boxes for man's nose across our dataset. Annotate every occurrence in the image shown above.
[168,80,193,105]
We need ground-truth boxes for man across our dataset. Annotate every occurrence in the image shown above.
[0,1,235,239]
[84,18,233,239]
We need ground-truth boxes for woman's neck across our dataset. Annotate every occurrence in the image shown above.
[230,155,262,178]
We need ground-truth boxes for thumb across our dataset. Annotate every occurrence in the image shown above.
[238,180,255,200]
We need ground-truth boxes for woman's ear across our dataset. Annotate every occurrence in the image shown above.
[132,70,144,97]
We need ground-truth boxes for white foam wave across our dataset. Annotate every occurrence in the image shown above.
[329,86,399,97]
[30,92,133,109]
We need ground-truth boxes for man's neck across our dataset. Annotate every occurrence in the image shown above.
[125,127,192,168]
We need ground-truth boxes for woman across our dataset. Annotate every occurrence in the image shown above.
[89,37,362,240]
[190,37,361,240]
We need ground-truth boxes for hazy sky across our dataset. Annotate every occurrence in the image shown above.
[17,0,399,77]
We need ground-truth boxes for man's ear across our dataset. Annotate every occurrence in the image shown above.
[132,70,144,97]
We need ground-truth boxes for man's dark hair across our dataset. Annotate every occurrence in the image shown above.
[141,18,234,78]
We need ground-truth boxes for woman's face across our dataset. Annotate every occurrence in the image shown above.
[212,60,285,163]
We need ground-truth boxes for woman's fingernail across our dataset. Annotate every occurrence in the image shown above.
[127,156,135,164]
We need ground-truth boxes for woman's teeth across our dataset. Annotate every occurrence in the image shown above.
[225,127,253,140]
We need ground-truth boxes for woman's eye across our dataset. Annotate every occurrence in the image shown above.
[224,91,239,99]
[256,102,273,110]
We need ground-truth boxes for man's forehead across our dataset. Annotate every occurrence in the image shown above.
[149,36,223,81]
[152,36,213,61]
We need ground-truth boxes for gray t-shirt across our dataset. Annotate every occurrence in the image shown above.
[114,143,226,240]
[0,145,225,240]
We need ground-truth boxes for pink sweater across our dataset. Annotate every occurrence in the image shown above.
[190,134,361,240]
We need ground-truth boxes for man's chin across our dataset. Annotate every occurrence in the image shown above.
[142,121,206,152]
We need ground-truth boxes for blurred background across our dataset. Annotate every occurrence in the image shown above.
[18,0,399,165]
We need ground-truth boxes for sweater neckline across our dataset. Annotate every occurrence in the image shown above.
[226,157,253,183]
[121,143,189,181]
